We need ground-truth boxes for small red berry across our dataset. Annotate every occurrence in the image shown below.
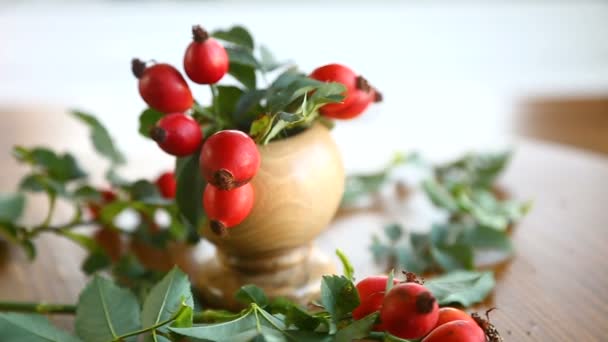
[93,227,124,262]
[380,283,439,339]
[151,113,203,156]
[87,190,117,219]
[323,76,375,120]
[422,320,486,342]
[310,64,358,114]
[132,59,193,113]
[199,130,260,190]
[184,25,229,85]
[435,307,480,330]
[353,276,399,320]
[155,172,177,199]
[203,182,254,236]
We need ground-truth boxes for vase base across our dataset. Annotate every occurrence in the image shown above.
[193,244,335,310]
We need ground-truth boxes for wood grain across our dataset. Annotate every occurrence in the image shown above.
[1,107,608,339]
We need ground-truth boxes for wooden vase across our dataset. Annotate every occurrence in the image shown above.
[194,123,344,309]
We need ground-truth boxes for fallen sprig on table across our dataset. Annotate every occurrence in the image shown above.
[342,151,531,274]
[0,251,497,341]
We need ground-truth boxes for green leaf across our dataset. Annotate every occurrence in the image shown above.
[335,249,355,281]
[235,285,269,308]
[269,298,322,331]
[72,185,101,201]
[0,193,25,222]
[334,312,379,342]
[142,267,194,336]
[426,271,496,307]
[99,201,130,225]
[226,46,259,67]
[0,312,82,342]
[249,115,273,142]
[233,89,265,129]
[462,225,513,252]
[216,86,245,124]
[175,153,206,229]
[212,26,254,50]
[19,174,65,196]
[82,251,111,275]
[71,110,126,165]
[385,269,395,293]
[422,179,458,211]
[0,222,36,259]
[138,108,164,138]
[384,223,403,242]
[259,45,284,72]
[436,151,512,188]
[170,307,285,342]
[13,147,87,182]
[129,180,167,205]
[431,244,474,272]
[75,275,141,342]
[171,306,193,329]
[229,63,257,90]
[320,275,359,331]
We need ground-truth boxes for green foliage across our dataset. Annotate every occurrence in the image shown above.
[0,313,82,342]
[235,285,269,308]
[426,271,496,307]
[71,110,125,166]
[0,193,25,222]
[138,108,164,138]
[75,275,141,342]
[320,275,360,333]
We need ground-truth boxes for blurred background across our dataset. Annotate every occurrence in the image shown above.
[0,0,607,181]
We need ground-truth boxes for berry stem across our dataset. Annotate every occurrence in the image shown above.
[192,25,210,43]
[131,58,146,78]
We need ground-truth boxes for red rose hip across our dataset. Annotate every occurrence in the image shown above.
[151,113,203,156]
[353,275,399,320]
[199,130,260,190]
[380,283,439,339]
[435,307,480,329]
[132,59,193,113]
[323,76,375,120]
[155,171,177,199]
[184,25,229,84]
[422,320,486,342]
[310,63,357,115]
[203,182,254,236]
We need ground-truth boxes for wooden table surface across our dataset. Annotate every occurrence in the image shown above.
[1,110,608,341]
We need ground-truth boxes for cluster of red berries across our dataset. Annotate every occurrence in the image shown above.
[310,63,382,120]
[354,273,496,341]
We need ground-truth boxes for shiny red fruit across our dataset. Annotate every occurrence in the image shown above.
[203,182,254,236]
[353,276,399,320]
[199,130,260,190]
[381,283,439,339]
[310,64,357,114]
[184,25,229,84]
[155,172,177,199]
[422,320,486,342]
[132,59,193,113]
[323,81,375,120]
[435,308,480,329]
[151,113,203,156]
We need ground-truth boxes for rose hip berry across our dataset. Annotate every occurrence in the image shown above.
[184,25,229,85]
[203,182,254,236]
[422,320,486,342]
[353,276,399,321]
[151,113,203,156]
[310,63,357,115]
[155,172,177,199]
[435,307,480,330]
[199,130,260,190]
[132,59,193,113]
[324,76,375,120]
[380,283,439,339]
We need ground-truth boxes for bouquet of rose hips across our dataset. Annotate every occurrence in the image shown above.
[132,24,382,236]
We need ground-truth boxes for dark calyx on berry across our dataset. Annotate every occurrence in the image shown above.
[131,58,146,78]
[374,89,383,102]
[356,75,372,92]
[192,25,210,42]
[150,126,167,143]
[213,169,250,190]
[415,292,436,314]
[472,310,504,342]
[210,220,228,238]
